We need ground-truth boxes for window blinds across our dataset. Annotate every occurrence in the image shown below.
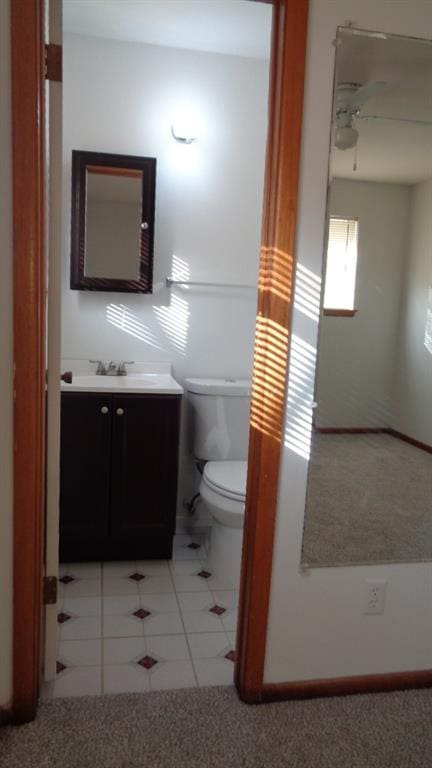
[323,217,358,310]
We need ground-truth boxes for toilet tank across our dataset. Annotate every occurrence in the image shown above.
[185,378,251,461]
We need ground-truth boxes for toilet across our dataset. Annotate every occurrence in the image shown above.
[185,378,251,588]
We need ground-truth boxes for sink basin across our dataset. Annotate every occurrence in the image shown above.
[61,373,183,395]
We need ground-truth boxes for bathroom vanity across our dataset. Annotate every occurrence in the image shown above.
[59,362,183,561]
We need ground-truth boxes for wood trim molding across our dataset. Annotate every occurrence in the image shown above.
[235,0,309,704]
[315,427,387,434]
[11,0,46,724]
[86,165,143,178]
[323,308,358,317]
[315,426,432,454]
[262,669,432,702]
[387,428,432,455]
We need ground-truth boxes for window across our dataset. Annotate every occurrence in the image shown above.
[323,216,358,316]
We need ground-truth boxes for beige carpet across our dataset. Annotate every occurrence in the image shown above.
[1,686,432,767]
[302,433,432,566]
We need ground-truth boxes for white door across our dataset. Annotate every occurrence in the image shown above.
[44,0,62,682]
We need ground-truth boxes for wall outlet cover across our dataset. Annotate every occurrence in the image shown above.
[364,579,387,615]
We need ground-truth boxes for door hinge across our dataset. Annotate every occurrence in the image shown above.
[43,575,58,605]
[45,44,62,83]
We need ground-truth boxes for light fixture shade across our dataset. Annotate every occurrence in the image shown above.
[335,125,358,150]
[171,119,197,144]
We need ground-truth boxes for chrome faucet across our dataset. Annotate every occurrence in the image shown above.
[117,361,134,376]
[90,360,107,376]
[89,360,135,376]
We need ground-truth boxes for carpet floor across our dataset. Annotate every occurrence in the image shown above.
[302,433,432,566]
[1,686,432,767]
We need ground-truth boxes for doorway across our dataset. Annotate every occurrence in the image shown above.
[11,0,308,721]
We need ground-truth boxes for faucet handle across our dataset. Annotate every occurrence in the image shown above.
[90,360,107,375]
[118,361,134,376]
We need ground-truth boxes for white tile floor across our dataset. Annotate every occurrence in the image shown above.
[43,534,238,698]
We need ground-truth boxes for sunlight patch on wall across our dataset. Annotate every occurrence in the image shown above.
[294,263,321,323]
[106,303,162,350]
[171,254,190,282]
[284,334,317,461]
[153,255,190,355]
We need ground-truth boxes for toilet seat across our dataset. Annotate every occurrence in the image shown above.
[202,461,247,501]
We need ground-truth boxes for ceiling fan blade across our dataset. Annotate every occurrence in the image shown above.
[347,81,387,109]
[357,114,432,126]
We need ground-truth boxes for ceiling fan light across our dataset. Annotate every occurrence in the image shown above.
[335,125,358,150]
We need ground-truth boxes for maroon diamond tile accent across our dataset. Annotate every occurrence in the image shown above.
[209,605,226,616]
[59,575,75,584]
[133,608,151,620]
[129,572,146,582]
[137,655,158,670]
[197,569,212,579]
[57,612,72,624]
[56,661,67,674]
[187,542,201,550]
[225,650,236,663]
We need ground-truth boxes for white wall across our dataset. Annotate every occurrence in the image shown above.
[316,178,410,428]
[393,178,432,444]
[265,0,432,684]
[0,0,13,708]
[62,34,269,519]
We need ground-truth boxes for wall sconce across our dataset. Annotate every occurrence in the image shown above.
[171,116,198,145]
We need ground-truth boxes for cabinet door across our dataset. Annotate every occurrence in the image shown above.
[60,393,112,554]
[110,395,181,546]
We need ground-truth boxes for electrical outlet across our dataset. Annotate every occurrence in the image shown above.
[364,579,387,615]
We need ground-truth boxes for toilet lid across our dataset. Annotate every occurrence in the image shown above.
[203,461,247,501]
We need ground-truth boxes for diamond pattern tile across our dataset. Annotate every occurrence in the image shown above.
[197,570,212,579]
[59,575,75,585]
[48,547,237,699]
[137,655,158,670]
[57,612,72,624]
[133,608,151,620]
[129,572,146,582]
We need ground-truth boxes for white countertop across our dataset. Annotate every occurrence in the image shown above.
[60,360,183,395]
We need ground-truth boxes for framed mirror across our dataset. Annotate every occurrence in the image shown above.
[301,28,432,567]
[70,150,156,292]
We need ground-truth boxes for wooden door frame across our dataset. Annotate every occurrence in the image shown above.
[11,0,46,723]
[10,0,309,721]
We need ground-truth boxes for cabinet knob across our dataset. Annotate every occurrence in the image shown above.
[100,406,109,414]
[116,408,124,416]
[141,222,149,231]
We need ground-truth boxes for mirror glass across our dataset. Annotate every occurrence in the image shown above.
[84,167,142,280]
[301,29,432,567]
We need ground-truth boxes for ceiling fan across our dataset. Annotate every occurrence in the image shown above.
[334,81,432,150]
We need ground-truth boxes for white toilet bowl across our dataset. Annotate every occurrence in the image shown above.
[200,461,247,588]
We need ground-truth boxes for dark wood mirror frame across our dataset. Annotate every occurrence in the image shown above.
[70,149,156,293]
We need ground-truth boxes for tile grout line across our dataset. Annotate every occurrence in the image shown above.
[171,559,200,688]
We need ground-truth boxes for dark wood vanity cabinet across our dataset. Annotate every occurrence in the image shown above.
[59,392,181,561]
